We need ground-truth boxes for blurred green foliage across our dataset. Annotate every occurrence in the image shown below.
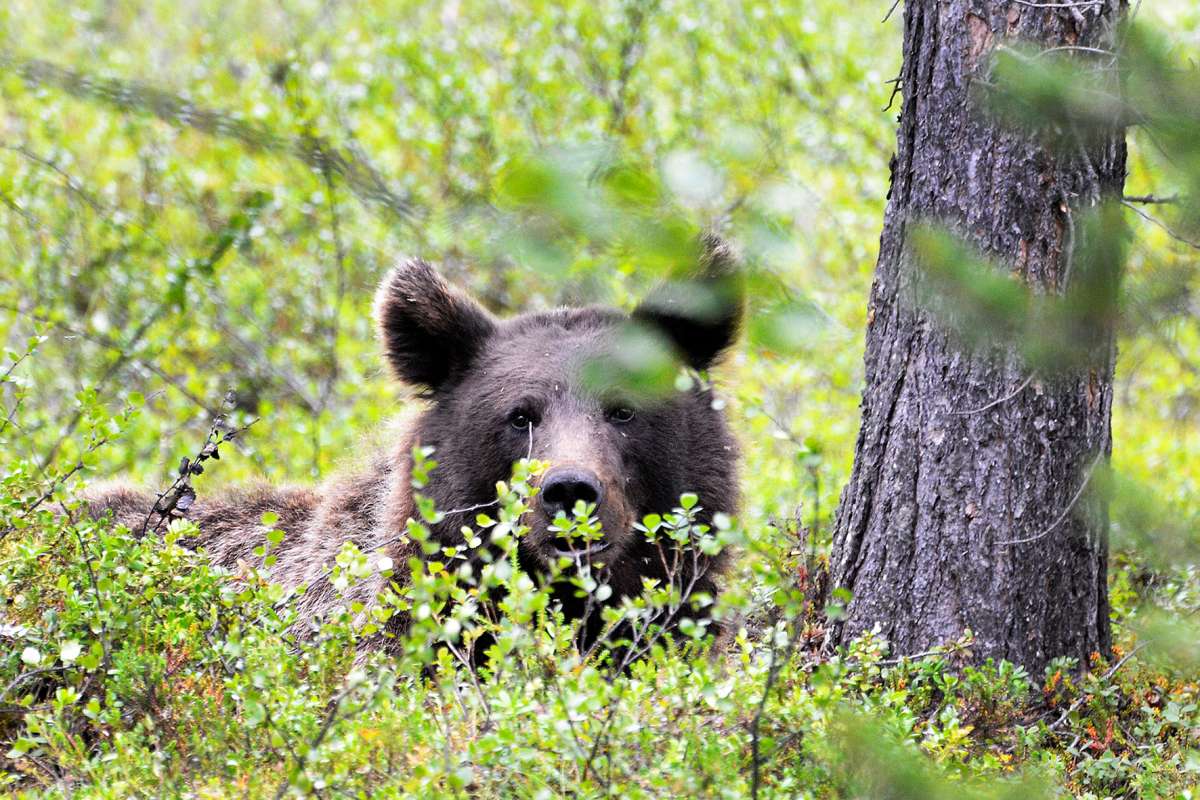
[0,0,1198,796]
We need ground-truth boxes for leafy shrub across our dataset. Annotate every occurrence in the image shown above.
[1,378,1198,797]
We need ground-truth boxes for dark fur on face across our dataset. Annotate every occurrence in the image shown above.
[86,237,742,657]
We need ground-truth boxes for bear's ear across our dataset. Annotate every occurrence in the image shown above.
[632,233,744,371]
[374,259,497,393]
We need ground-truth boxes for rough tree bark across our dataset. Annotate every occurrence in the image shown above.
[826,0,1127,674]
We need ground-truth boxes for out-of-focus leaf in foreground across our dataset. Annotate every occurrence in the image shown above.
[987,22,1200,239]
[825,711,1053,800]
[910,202,1126,374]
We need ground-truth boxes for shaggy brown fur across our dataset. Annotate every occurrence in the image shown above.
[86,237,743,655]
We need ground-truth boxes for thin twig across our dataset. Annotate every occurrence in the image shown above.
[0,396,24,438]
[139,407,258,537]
[748,617,801,800]
[1122,200,1200,251]
[1038,45,1117,58]
[872,638,973,667]
[546,669,595,780]
[1123,194,1178,205]
[1010,0,1101,8]
[36,285,173,470]
[4,57,418,226]
[373,426,534,552]
[1059,188,1078,292]
[1046,642,1149,732]
[0,433,114,541]
[998,452,1104,546]
[0,666,67,705]
[2,307,221,416]
[882,74,903,112]
[1149,327,1200,380]
[1,144,177,256]
[1,348,34,383]
[0,187,38,226]
[320,166,348,410]
[69,521,114,682]
[271,677,381,800]
[578,679,629,793]
[952,372,1036,416]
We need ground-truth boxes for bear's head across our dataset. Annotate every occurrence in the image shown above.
[373,237,741,593]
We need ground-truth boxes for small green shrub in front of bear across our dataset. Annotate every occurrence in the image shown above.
[2,365,1199,797]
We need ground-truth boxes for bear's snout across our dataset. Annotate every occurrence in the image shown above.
[539,466,604,518]
[521,450,634,563]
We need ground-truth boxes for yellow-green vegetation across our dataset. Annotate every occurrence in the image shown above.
[1,1,1198,797]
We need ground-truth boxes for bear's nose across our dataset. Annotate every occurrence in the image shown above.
[540,467,604,518]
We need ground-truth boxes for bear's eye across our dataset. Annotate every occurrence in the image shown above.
[508,409,538,430]
[606,406,636,424]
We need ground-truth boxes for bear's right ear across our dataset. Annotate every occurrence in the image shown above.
[631,234,744,371]
[374,259,497,393]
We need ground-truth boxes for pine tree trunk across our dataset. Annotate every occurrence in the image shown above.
[825,0,1127,674]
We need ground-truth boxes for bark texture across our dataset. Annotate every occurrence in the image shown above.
[826,0,1126,673]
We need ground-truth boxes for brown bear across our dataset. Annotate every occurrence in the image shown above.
[86,236,742,659]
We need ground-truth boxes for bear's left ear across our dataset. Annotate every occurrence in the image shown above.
[374,258,498,393]
[632,234,744,371]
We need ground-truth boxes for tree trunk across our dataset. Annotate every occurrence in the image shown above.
[825,0,1126,674]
